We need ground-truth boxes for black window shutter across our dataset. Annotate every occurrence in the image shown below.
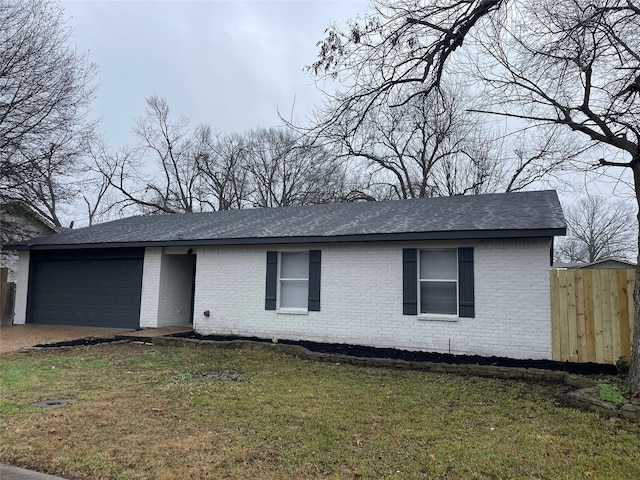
[458,247,475,318]
[403,248,418,315]
[308,250,321,311]
[265,251,278,310]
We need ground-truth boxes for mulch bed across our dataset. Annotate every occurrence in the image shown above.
[34,331,617,376]
[34,337,124,348]
[171,332,617,375]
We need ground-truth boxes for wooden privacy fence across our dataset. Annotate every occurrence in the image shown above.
[550,268,635,364]
[1,267,16,327]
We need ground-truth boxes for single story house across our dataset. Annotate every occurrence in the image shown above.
[5,190,566,360]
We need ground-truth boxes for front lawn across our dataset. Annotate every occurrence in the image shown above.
[1,342,639,479]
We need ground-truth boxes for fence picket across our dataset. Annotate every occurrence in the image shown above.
[550,268,635,364]
[575,271,587,362]
[550,270,561,362]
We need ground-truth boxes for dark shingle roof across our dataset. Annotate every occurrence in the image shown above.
[5,190,566,250]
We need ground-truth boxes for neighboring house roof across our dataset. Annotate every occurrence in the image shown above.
[1,203,62,281]
[553,258,636,269]
[0,202,60,246]
[4,190,566,251]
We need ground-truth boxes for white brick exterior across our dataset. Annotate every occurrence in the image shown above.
[12,251,30,324]
[139,248,163,328]
[140,247,194,328]
[12,238,552,359]
[191,238,553,360]
[156,253,194,326]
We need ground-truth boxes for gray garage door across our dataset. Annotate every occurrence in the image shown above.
[27,248,144,329]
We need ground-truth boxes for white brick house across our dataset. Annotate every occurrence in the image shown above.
[5,191,566,360]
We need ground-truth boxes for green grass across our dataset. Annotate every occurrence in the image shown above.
[597,380,632,405]
[1,342,639,479]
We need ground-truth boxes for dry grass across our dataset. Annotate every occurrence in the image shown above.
[1,342,639,479]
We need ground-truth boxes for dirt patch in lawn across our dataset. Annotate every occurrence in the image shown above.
[166,369,250,384]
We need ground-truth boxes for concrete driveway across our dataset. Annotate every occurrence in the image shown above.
[0,324,134,354]
[0,464,68,480]
[0,324,194,354]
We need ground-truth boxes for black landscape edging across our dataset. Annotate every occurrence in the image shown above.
[169,332,616,376]
[33,337,125,348]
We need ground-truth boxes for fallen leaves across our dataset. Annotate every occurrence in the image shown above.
[584,465,599,476]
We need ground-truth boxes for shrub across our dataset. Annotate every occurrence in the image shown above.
[616,356,630,375]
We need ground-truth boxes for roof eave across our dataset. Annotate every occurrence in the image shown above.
[4,227,567,251]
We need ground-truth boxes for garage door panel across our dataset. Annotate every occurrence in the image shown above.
[30,294,142,309]
[34,285,143,297]
[31,310,138,324]
[34,261,142,288]
[27,249,144,328]
[33,287,143,301]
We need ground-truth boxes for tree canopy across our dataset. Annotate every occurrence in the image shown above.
[0,0,97,227]
[556,196,637,263]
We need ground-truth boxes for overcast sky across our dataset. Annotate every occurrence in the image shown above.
[62,0,369,149]
[60,0,634,205]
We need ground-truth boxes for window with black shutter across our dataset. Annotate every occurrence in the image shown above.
[265,250,321,312]
[403,247,474,318]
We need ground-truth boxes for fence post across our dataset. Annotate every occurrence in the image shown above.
[1,267,16,326]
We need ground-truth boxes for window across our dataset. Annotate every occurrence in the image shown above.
[419,249,458,315]
[265,250,321,312]
[279,252,309,309]
[403,247,474,318]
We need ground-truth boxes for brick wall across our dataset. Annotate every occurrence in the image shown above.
[157,254,194,327]
[10,238,552,359]
[139,248,162,328]
[192,238,553,360]
[12,251,29,325]
[140,248,195,328]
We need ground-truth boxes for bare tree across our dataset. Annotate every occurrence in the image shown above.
[0,0,96,227]
[82,170,117,227]
[309,0,640,393]
[556,196,637,263]
[308,0,505,135]
[82,137,130,225]
[97,95,209,215]
[318,84,503,200]
[132,95,204,213]
[245,128,349,208]
[93,101,351,216]
[7,136,85,228]
[195,130,251,211]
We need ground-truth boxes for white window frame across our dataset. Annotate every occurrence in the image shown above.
[277,251,309,313]
[418,248,458,318]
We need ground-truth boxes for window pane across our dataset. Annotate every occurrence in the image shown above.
[280,280,309,308]
[420,249,457,280]
[281,252,309,278]
[420,281,457,315]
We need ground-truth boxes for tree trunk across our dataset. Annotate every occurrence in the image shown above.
[630,223,640,394]
[629,162,640,395]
